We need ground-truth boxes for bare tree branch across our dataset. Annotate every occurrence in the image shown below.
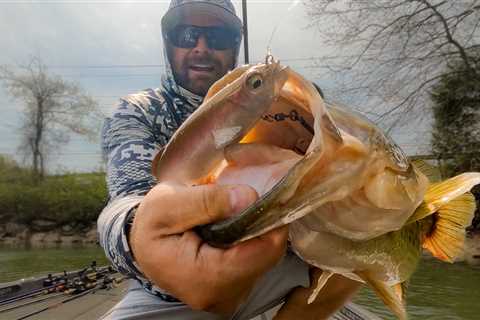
[0,57,100,179]
[304,0,480,127]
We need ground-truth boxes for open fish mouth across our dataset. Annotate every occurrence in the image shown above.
[156,55,429,248]
[194,65,431,247]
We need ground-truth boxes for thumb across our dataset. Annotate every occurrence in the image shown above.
[145,183,258,236]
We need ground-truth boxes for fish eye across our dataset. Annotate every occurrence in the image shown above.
[246,74,263,90]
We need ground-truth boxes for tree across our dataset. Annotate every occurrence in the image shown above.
[430,59,480,229]
[304,0,480,125]
[0,57,99,180]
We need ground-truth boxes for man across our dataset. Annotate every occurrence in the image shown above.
[98,1,359,319]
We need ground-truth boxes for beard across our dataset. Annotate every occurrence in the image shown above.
[176,56,226,96]
[167,44,233,96]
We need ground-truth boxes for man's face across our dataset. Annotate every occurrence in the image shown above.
[167,14,236,96]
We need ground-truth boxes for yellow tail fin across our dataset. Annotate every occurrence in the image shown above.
[422,192,476,262]
[356,272,407,320]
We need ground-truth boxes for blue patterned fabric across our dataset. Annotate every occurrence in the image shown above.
[98,40,205,298]
[97,0,245,296]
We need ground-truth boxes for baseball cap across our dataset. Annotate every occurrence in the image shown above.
[161,0,243,34]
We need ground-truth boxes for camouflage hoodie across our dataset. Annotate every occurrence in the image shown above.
[97,8,240,299]
[97,2,315,310]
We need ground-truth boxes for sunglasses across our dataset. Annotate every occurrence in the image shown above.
[166,25,241,50]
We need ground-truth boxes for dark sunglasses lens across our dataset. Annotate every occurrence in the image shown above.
[169,26,199,48]
[205,28,238,50]
[168,25,239,50]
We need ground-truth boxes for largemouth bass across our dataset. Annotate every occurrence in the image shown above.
[153,56,480,319]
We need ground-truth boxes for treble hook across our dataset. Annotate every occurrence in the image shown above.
[265,47,275,64]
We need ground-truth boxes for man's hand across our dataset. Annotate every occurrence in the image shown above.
[130,182,289,315]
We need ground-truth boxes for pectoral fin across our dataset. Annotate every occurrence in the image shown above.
[307,270,334,304]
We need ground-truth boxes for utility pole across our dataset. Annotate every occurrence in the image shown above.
[242,0,249,64]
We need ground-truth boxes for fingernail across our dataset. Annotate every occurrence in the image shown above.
[229,186,256,213]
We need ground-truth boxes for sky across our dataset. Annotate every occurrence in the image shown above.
[0,0,431,173]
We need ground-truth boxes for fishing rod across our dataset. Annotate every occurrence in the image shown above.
[15,286,100,320]
[242,0,250,64]
[0,279,67,307]
[0,269,106,306]
[15,273,127,320]
[0,263,114,306]
[0,292,66,314]
[0,270,114,314]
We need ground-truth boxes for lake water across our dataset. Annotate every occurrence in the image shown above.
[354,259,480,319]
[0,245,109,283]
[1,245,479,319]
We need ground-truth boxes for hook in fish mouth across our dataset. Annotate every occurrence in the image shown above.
[266,54,275,65]
[265,48,276,65]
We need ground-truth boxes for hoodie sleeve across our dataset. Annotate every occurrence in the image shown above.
[98,97,162,278]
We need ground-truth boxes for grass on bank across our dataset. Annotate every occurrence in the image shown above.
[0,155,107,227]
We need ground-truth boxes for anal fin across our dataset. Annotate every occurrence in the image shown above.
[356,272,407,320]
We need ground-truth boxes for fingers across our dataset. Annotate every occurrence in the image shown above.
[221,225,289,274]
[137,228,287,315]
[130,182,289,315]
[137,183,258,236]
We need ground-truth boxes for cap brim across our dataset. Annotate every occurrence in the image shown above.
[162,2,242,33]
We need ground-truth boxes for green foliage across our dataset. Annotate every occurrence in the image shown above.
[0,155,107,227]
[431,64,480,175]
[430,60,480,229]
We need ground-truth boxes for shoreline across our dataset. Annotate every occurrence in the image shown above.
[2,223,479,266]
[465,232,480,266]
[0,222,97,247]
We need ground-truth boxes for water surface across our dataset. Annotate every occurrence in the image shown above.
[354,259,480,319]
[0,245,109,283]
[1,246,479,319]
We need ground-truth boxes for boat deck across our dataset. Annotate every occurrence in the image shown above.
[0,282,125,320]
[1,273,381,320]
